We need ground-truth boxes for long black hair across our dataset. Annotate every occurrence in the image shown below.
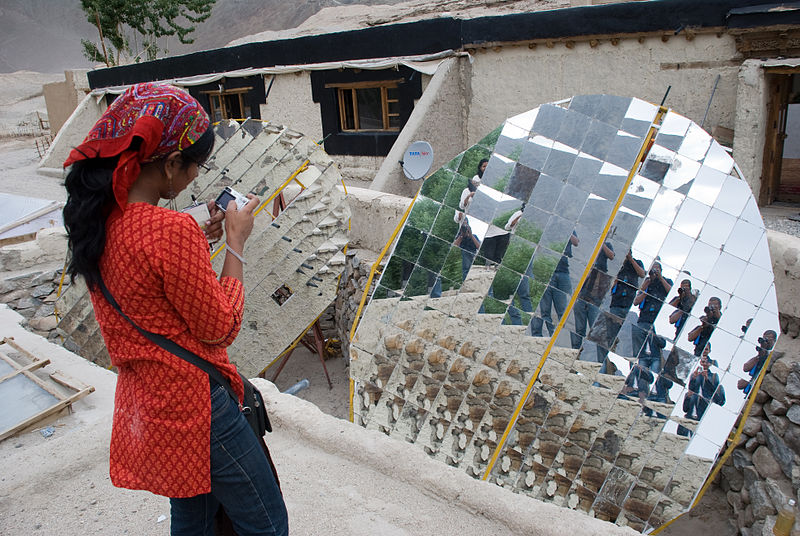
[63,128,214,288]
[476,158,489,178]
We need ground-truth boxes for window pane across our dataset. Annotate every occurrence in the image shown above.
[340,89,355,130]
[224,94,242,119]
[356,87,383,130]
[210,95,223,122]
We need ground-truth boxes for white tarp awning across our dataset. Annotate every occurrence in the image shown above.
[91,50,467,97]
[762,57,800,69]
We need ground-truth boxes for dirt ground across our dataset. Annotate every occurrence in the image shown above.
[266,346,351,421]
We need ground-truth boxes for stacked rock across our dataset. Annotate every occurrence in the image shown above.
[720,349,800,536]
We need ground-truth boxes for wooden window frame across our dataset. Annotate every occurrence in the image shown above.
[201,87,253,121]
[325,80,403,132]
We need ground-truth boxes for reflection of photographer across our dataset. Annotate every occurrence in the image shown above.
[453,222,481,281]
[531,231,579,337]
[624,262,672,400]
[572,240,614,349]
[687,297,722,357]
[679,345,725,435]
[631,262,672,363]
[737,330,777,394]
[668,279,697,340]
[594,250,645,368]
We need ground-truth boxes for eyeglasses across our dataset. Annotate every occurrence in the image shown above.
[197,161,211,172]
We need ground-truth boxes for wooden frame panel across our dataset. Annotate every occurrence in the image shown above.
[0,337,94,441]
[329,80,403,133]
[759,74,792,205]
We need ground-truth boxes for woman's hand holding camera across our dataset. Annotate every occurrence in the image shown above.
[203,201,225,243]
[219,194,259,282]
[224,194,259,251]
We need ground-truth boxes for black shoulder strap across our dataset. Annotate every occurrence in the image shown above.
[96,275,240,403]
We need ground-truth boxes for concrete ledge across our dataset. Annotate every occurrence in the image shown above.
[254,378,639,536]
[36,167,64,178]
[345,185,412,253]
[767,230,800,336]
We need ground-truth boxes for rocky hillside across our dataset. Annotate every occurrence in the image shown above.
[0,0,409,73]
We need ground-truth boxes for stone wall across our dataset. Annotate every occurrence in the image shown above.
[718,337,800,536]
[332,249,381,359]
[0,266,66,342]
[0,227,70,343]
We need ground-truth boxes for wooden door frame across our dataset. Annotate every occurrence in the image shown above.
[759,70,794,205]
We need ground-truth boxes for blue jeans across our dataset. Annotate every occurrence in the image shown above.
[170,382,288,536]
[597,305,628,371]
[507,271,534,326]
[461,249,476,281]
[531,271,571,337]
[626,321,662,396]
[429,275,442,298]
[571,299,599,349]
[631,320,659,362]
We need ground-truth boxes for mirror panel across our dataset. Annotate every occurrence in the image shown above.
[351,95,779,533]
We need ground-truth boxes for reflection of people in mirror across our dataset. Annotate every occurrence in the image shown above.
[668,279,697,340]
[506,204,534,326]
[572,241,614,349]
[504,203,525,233]
[454,221,481,281]
[737,329,777,395]
[687,296,722,356]
[454,160,485,224]
[480,224,512,265]
[626,262,672,398]
[531,230,579,337]
[400,228,442,298]
[595,250,646,368]
[679,344,725,436]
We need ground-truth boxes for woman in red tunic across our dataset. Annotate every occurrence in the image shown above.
[62,83,288,535]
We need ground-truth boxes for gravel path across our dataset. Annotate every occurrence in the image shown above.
[763,212,800,238]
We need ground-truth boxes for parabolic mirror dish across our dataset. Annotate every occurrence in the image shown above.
[57,119,350,376]
[350,95,779,532]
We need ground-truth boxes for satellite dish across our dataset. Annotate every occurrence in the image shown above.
[401,141,434,180]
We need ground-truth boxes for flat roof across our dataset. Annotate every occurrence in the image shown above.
[88,0,790,89]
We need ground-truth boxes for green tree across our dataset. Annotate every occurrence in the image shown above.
[420,168,454,203]
[407,198,440,232]
[81,0,215,66]
[457,146,492,178]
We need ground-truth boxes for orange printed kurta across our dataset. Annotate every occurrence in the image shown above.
[90,203,245,498]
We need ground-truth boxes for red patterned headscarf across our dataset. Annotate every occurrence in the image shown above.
[64,82,210,213]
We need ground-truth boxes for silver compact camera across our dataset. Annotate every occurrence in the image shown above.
[215,186,249,212]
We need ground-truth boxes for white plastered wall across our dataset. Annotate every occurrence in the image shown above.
[259,72,322,141]
[40,92,107,171]
[732,59,770,198]
[464,32,776,197]
[467,33,741,142]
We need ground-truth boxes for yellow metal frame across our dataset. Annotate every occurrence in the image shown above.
[347,181,424,422]
[481,107,667,481]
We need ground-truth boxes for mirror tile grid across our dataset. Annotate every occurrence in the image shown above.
[56,119,350,377]
[350,95,780,532]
